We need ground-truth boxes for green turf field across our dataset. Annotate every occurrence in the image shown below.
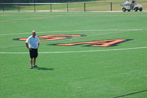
[0,12,147,98]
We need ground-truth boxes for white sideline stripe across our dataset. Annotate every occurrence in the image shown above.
[0,29,145,36]
[0,47,147,54]
[0,31,69,36]
[76,29,144,31]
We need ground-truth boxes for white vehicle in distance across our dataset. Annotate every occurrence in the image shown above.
[120,3,143,12]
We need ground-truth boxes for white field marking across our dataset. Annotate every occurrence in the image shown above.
[0,29,146,36]
[0,31,69,36]
[0,47,146,54]
[74,29,145,32]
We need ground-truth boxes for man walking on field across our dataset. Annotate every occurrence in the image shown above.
[25,30,40,69]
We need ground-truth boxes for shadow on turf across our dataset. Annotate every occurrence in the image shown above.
[113,89,147,98]
[35,67,54,71]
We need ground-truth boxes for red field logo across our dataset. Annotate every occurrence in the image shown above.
[52,39,131,47]
[13,34,131,47]
[13,34,86,41]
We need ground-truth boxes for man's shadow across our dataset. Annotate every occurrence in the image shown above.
[35,67,54,71]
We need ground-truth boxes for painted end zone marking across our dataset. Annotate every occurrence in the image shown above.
[0,47,147,54]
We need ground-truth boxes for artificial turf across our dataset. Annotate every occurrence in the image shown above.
[0,12,147,98]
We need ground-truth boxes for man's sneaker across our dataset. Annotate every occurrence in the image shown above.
[33,65,38,67]
[31,66,33,69]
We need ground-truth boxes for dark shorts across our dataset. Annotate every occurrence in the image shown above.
[29,49,38,58]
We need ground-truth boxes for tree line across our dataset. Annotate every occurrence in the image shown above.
[1,0,96,3]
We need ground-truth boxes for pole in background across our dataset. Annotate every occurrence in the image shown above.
[84,3,86,12]
[18,0,20,12]
[18,3,20,12]
[2,0,4,12]
[67,3,68,12]
[110,2,112,11]
[34,0,35,12]
[50,4,52,12]
[3,3,4,12]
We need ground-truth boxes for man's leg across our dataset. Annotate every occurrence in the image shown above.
[33,58,38,67]
[33,49,38,67]
[30,58,33,69]
[29,49,34,69]
[33,58,36,66]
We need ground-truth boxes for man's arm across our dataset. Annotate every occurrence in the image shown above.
[37,43,40,49]
[37,37,40,49]
[25,42,31,50]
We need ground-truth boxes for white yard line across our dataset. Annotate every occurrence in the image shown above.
[0,46,146,54]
